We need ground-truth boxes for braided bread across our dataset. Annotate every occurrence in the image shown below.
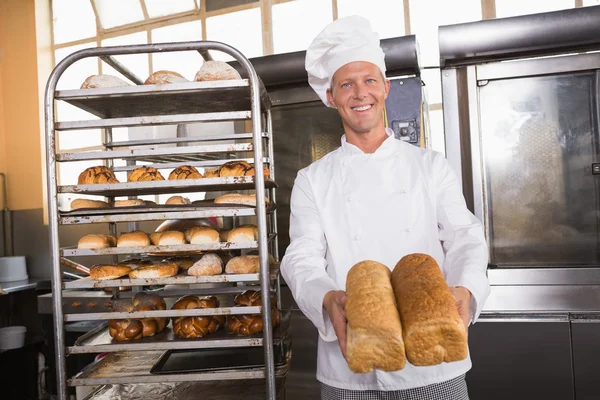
[227,290,280,336]
[172,295,225,339]
[108,292,167,341]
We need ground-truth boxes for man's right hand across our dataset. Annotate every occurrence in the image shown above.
[323,290,348,358]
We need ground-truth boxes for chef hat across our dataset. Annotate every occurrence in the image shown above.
[305,15,387,107]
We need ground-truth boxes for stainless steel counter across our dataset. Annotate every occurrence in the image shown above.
[0,279,41,294]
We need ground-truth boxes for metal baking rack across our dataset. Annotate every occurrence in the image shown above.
[44,41,283,400]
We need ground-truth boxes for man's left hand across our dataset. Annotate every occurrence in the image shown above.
[449,286,471,334]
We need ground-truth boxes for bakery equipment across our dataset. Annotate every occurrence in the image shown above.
[0,326,26,350]
[44,42,283,400]
[0,256,28,283]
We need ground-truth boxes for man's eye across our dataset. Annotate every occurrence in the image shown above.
[367,79,376,84]
[341,83,351,88]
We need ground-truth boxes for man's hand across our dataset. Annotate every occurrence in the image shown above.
[323,290,348,358]
[449,286,471,334]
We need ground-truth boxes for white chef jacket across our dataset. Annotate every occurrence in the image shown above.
[280,128,490,391]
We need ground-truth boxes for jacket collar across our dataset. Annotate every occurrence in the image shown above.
[340,128,396,156]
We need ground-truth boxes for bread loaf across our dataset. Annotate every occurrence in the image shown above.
[78,166,119,185]
[165,195,191,205]
[163,256,195,271]
[144,70,188,85]
[185,226,219,244]
[117,231,150,247]
[171,295,225,339]
[156,231,185,246]
[227,290,280,336]
[194,61,242,81]
[81,74,130,89]
[89,264,132,280]
[128,166,165,182]
[391,254,468,366]
[108,292,167,341]
[225,255,261,274]
[214,193,269,207]
[77,234,117,249]
[168,165,202,180]
[219,161,251,177]
[345,261,406,373]
[150,232,162,246]
[128,262,178,279]
[114,199,146,207]
[203,167,220,178]
[226,224,258,242]
[70,199,110,210]
[244,166,271,178]
[188,253,223,276]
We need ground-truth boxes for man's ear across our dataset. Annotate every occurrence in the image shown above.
[383,79,391,100]
[326,87,336,108]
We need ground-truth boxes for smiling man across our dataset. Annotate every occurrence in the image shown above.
[280,15,490,400]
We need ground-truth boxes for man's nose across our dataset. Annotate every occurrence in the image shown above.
[353,83,367,99]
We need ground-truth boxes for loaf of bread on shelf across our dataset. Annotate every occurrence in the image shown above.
[78,166,119,185]
[114,199,146,207]
[144,70,189,85]
[150,232,162,246]
[226,224,258,242]
[117,231,150,247]
[77,234,117,249]
[194,61,242,81]
[81,74,131,89]
[165,195,191,205]
[162,256,196,271]
[225,255,260,274]
[128,261,178,279]
[214,193,269,207]
[108,292,167,341]
[70,198,111,210]
[203,167,220,178]
[171,295,225,339]
[144,200,158,206]
[128,166,165,182]
[89,264,132,280]
[345,260,406,373]
[244,166,271,178]
[227,290,280,336]
[391,253,468,366]
[188,253,223,276]
[156,230,186,246]
[118,257,153,269]
[219,161,251,177]
[168,165,203,180]
[185,226,220,244]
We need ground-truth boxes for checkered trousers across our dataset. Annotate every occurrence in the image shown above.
[320,375,469,400]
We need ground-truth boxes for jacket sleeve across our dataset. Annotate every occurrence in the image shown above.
[280,170,339,342]
[433,153,491,324]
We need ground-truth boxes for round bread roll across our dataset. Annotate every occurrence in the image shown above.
[78,234,117,249]
[156,230,186,246]
[108,292,167,341]
[144,70,188,85]
[168,165,203,180]
[227,290,280,336]
[225,255,260,274]
[185,226,220,244]
[117,231,150,247]
[150,232,162,246]
[219,161,251,177]
[81,74,130,89]
[118,258,153,269]
[165,196,191,205]
[171,295,225,339]
[226,224,258,242]
[114,199,146,207]
[70,198,111,210]
[90,264,132,280]
[163,256,196,271]
[128,166,165,182]
[78,166,119,185]
[203,167,220,178]
[188,253,223,276]
[194,61,242,81]
[128,262,178,279]
[244,166,271,178]
[214,193,269,207]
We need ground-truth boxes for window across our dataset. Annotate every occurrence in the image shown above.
[337,0,406,39]
[94,0,145,29]
[101,32,150,83]
[583,0,600,5]
[206,8,263,61]
[272,0,333,54]
[144,0,197,18]
[51,0,96,44]
[495,0,574,18]
[151,21,204,80]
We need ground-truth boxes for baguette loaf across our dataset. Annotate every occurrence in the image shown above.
[345,261,406,373]
[391,254,468,366]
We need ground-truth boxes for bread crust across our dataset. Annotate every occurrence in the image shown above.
[77,234,117,249]
[194,61,242,81]
[171,295,225,339]
[114,199,146,207]
[345,260,406,373]
[156,231,185,246]
[108,292,167,341]
[78,166,119,185]
[185,226,220,244]
[188,253,223,276]
[144,70,188,85]
[391,253,468,366]
[90,264,132,280]
[128,262,178,279]
[227,290,280,336]
[214,193,269,207]
[81,74,130,89]
[117,231,150,247]
[225,255,260,274]
[168,165,202,180]
[226,225,258,242]
[70,199,111,210]
[163,256,196,270]
[128,166,165,182]
[165,196,191,205]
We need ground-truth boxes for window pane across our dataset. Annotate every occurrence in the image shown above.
[206,8,263,61]
[421,68,442,104]
[144,0,196,18]
[94,0,145,29]
[101,32,150,83]
[152,21,204,80]
[583,0,600,5]
[52,0,97,44]
[272,0,332,54]
[337,0,405,39]
[409,0,481,67]
[495,0,574,18]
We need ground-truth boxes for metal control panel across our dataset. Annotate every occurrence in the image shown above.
[385,77,424,147]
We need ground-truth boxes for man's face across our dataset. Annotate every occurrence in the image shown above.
[326,61,390,135]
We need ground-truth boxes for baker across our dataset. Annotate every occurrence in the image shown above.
[280,15,490,400]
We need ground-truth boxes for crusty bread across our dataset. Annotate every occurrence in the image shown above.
[227,290,280,336]
[78,166,119,185]
[171,295,225,339]
[226,225,258,242]
[203,167,220,178]
[144,70,188,85]
[345,261,406,373]
[162,256,195,271]
[225,255,260,274]
[70,199,111,210]
[114,199,146,207]
[117,231,150,247]
[168,165,203,180]
[128,166,165,182]
[185,226,220,244]
[77,234,117,249]
[150,232,162,246]
[244,166,270,178]
[391,253,468,366]
[214,193,269,207]
[144,200,158,207]
[108,292,167,341]
[194,61,242,81]
[157,230,185,246]
[90,264,132,280]
[81,74,130,89]
[128,262,178,279]
[165,195,191,205]
[219,161,251,177]
[188,253,223,276]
